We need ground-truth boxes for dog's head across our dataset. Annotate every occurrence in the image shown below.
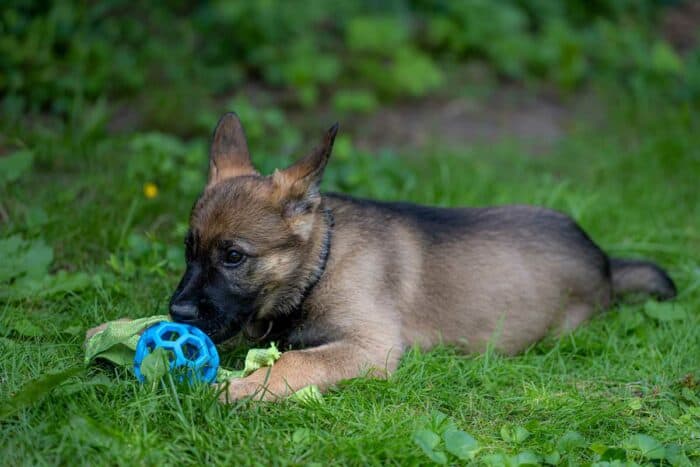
[169,113,338,343]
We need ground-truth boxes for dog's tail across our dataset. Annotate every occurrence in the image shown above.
[610,258,676,301]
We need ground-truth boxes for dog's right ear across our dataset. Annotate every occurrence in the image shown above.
[271,123,338,240]
[208,112,258,187]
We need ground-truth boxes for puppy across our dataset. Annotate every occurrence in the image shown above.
[168,113,676,401]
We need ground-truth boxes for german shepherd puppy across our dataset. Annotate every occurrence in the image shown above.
[167,113,676,401]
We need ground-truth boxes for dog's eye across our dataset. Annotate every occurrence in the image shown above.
[223,249,245,267]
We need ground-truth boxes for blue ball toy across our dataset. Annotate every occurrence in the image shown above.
[134,322,219,384]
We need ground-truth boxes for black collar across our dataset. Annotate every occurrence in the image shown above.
[300,207,334,303]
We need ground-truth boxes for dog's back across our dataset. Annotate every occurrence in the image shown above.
[321,194,675,354]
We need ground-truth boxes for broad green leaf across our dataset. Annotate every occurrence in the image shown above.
[332,89,378,114]
[514,450,541,466]
[443,429,479,460]
[429,409,457,433]
[644,301,687,322]
[591,462,640,467]
[0,366,84,418]
[0,236,24,281]
[628,398,642,411]
[543,450,561,465]
[514,426,531,444]
[482,453,510,467]
[600,447,627,461]
[24,207,49,229]
[681,387,700,405]
[56,375,113,396]
[0,149,34,186]
[292,428,312,445]
[60,325,83,336]
[557,431,586,453]
[216,368,245,382]
[1,271,92,301]
[289,385,323,405]
[67,415,124,449]
[243,342,281,375]
[590,443,609,455]
[36,271,92,297]
[0,337,20,350]
[140,347,171,382]
[664,444,692,466]
[620,310,645,332]
[7,318,45,337]
[650,41,683,75]
[501,425,531,444]
[413,429,440,450]
[346,17,409,53]
[19,239,52,279]
[390,48,444,97]
[624,434,665,460]
[0,234,93,301]
[413,429,447,464]
[0,235,23,250]
[430,410,449,427]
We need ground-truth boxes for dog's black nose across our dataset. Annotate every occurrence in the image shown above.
[170,302,198,321]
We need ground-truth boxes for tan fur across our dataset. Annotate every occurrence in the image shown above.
[159,114,676,401]
[215,198,609,401]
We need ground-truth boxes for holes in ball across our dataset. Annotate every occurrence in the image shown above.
[161,331,180,341]
[182,342,200,360]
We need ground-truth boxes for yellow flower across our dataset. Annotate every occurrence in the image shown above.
[143,182,159,199]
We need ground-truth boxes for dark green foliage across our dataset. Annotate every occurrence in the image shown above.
[1,0,695,126]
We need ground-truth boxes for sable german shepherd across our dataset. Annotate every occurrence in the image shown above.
[165,113,676,401]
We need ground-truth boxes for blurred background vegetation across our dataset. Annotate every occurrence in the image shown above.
[2,0,698,131]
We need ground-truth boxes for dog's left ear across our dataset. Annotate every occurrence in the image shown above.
[273,123,339,238]
[208,112,258,187]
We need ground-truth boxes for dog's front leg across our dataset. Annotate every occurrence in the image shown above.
[218,340,399,402]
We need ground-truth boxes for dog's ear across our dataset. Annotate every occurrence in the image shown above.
[273,123,339,238]
[208,112,258,186]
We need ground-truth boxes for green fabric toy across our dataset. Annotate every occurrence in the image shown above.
[84,315,321,402]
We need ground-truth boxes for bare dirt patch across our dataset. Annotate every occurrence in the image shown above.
[348,87,592,156]
[661,0,700,53]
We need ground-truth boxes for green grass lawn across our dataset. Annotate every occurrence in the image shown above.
[1,93,699,465]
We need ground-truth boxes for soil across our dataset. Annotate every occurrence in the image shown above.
[661,0,700,53]
[348,87,585,156]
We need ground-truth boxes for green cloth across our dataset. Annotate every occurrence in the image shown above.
[84,315,170,367]
[84,315,321,402]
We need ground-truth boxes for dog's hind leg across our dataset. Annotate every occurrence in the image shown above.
[559,302,598,332]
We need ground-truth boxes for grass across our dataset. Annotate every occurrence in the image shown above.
[1,91,699,466]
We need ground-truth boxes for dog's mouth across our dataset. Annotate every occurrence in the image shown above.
[196,299,219,322]
[172,314,241,344]
[204,322,241,344]
[170,300,257,344]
